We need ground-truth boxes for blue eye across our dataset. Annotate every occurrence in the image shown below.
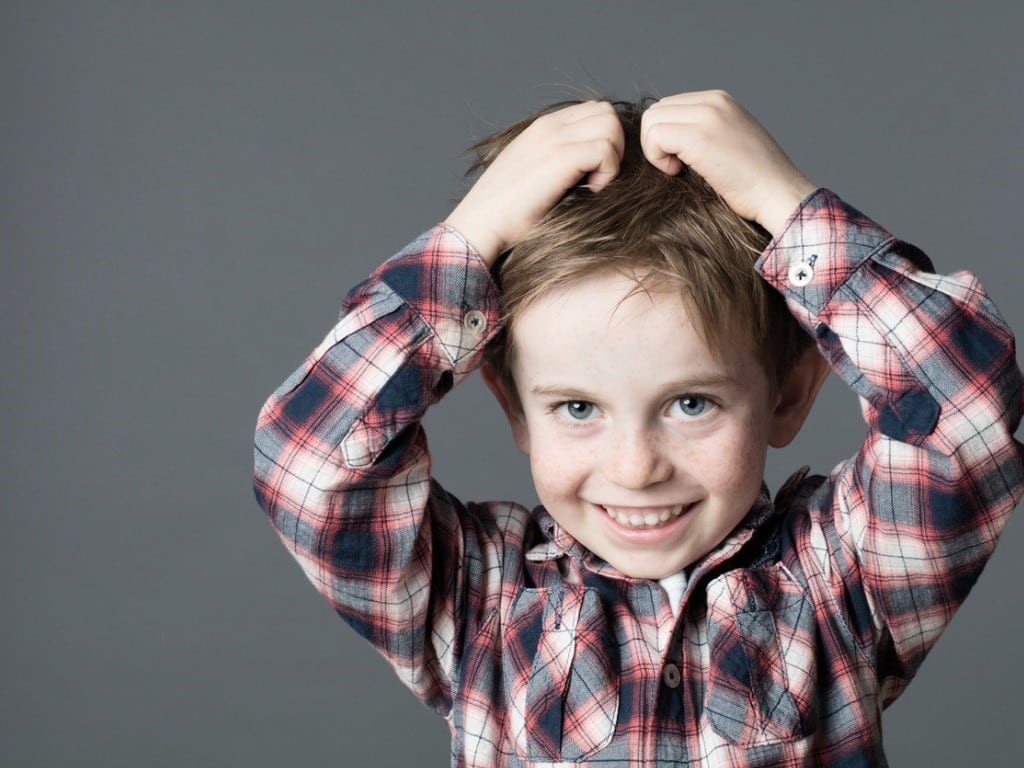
[560,401,595,420]
[672,395,709,417]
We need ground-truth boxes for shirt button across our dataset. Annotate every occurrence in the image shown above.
[463,309,487,334]
[662,662,681,689]
[788,262,814,287]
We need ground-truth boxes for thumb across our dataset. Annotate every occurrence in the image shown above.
[648,153,683,177]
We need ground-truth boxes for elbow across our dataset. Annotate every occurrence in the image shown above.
[252,422,281,519]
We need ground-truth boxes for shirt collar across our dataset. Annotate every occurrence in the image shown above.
[525,485,777,581]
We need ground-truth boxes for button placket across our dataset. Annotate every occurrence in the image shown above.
[662,662,681,689]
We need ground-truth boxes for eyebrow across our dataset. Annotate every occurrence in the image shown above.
[529,373,742,399]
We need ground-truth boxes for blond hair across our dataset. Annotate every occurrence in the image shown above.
[474,99,813,395]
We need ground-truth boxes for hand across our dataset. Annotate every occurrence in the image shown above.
[445,101,624,267]
[640,90,815,236]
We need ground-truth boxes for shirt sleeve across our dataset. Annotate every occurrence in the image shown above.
[252,224,504,715]
[758,189,1024,704]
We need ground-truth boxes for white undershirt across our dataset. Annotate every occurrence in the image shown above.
[658,570,688,619]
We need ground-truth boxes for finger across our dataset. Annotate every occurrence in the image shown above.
[550,110,624,190]
[514,101,624,193]
[584,137,623,191]
[644,102,725,127]
[649,89,738,109]
[555,135,622,192]
[643,92,744,146]
[555,99,618,126]
[556,103,625,159]
[640,111,709,174]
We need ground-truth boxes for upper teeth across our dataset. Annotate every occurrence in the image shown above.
[601,505,686,528]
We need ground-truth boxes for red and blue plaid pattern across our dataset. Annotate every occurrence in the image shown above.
[254,191,1023,766]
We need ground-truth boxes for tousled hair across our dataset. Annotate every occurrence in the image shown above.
[473,99,813,396]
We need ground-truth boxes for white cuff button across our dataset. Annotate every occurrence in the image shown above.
[788,262,814,287]
[463,309,487,334]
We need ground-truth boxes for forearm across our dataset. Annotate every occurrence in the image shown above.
[252,224,502,707]
[759,189,1024,688]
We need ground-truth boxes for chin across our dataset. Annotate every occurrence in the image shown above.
[613,555,691,581]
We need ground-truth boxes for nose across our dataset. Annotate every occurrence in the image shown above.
[602,424,673,489]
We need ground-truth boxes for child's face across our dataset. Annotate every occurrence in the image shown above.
[499,271,787,580]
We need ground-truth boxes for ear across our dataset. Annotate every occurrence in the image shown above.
[768,346,830,448]
[480,363,531,455]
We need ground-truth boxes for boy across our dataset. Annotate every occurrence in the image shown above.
[253,91,1023,766]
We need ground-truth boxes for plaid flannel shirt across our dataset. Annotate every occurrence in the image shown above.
[254,190,1024,767]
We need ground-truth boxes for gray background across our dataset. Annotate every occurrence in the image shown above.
[3,1,1022,765]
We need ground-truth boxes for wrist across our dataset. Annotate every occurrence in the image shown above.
[757,177,817,237]
[444,208,503,268]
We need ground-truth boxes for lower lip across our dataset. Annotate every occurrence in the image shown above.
[593,502,696,546]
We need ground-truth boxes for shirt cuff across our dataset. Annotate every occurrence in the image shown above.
[756,188,896,330]
[378,223,504,367]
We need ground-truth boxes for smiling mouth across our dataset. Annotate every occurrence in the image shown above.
[598,504,691,529]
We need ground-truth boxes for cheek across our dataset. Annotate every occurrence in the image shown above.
[725,437,768,493]
[527,430,597,497]
[675,419,768,494]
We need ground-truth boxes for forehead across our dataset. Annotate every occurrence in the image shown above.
[510,271,764,388]
[518,270,684,342]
